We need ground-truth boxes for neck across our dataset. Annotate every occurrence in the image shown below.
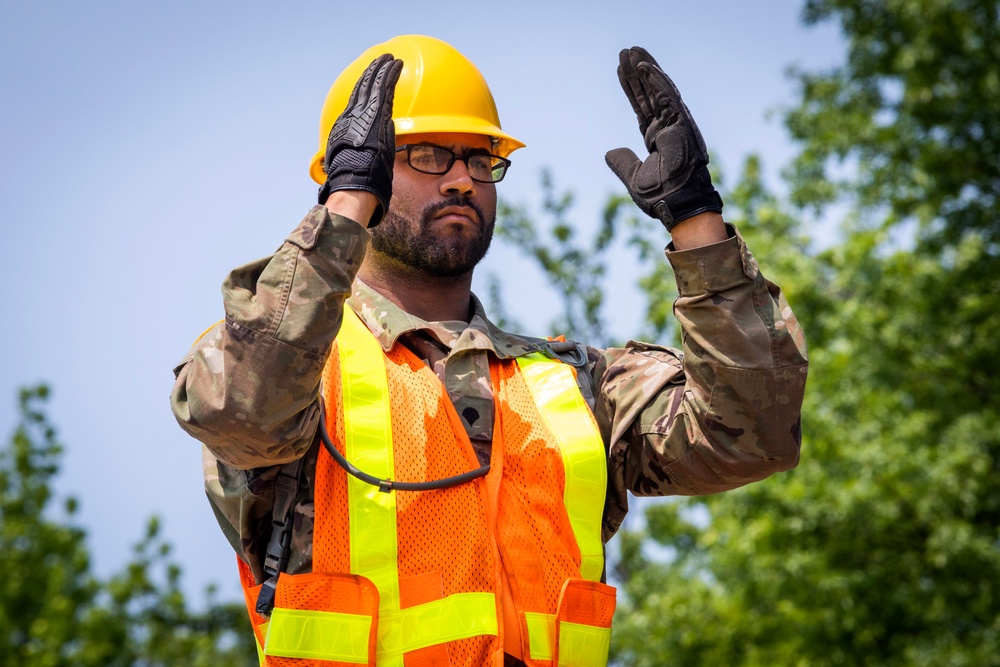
[357,252,474,323]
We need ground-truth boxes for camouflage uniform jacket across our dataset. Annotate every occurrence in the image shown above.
[171,205,808,584]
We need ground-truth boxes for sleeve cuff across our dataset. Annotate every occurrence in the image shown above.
[285,205,369,263]
[665,223,761,296]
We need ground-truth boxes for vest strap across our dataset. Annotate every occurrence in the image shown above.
[377,592,498,659]
[337,309,401,609]
[337,309,501,666]
[515,353,608,581]
[256,455,306,616]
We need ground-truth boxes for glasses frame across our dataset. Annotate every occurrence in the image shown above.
[395,144,511,184]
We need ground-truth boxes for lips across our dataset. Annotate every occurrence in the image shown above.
[433,205,479,225]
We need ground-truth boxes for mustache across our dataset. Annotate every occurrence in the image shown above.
[422,196,486,226]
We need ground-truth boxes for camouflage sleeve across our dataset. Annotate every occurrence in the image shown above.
[170,205,368,470]
[595,224,808,538]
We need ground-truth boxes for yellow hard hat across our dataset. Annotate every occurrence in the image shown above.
[309,34,525,185]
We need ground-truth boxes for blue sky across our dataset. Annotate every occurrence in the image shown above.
[0,1,842,602]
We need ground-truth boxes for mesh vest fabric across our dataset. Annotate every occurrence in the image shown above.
[238,310,615,666]
[316,338,500,666]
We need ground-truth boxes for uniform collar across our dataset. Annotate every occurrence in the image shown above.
[347,279,540,359]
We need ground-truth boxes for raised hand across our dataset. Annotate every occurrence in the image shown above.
[605,47,722,232]
[318,54,403,227]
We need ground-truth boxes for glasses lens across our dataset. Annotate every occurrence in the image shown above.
[464,155,507,183]
[489,158,508,183]
[408,145,452,174]
[405,145,508,183]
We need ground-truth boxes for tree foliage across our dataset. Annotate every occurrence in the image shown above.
[0,385,255,667]
[787,0,1000,250]
[497,1,1000,664]
[493,170,679,347]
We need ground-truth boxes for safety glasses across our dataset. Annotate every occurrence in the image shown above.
[396,144,511,183]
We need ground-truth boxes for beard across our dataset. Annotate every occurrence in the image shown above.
[370,196,495,277]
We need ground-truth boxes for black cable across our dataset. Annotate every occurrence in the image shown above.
[318,402,490,493]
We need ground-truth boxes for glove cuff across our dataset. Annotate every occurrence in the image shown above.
[654,165,723,232]
[317,147,392,227]
[317,181,388,228]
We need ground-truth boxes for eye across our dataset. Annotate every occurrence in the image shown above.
[408,146,443,171]
[466,155,491,172]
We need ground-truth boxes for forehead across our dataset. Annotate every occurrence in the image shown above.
[396,132,493,152]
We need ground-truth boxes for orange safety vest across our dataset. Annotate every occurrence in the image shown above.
[239,308,616,667]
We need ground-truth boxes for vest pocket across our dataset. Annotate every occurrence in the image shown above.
[240,558,499,666]
[553,578,616,667]
[241,563,380,667]
[524,578,616,666]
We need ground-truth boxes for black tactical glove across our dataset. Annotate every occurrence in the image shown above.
[605,47,723,232]
[317,53,403,227]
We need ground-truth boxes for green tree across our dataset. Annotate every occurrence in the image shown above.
[0,385,256,666]
[497,1,1000,664]
[491,169,680,346]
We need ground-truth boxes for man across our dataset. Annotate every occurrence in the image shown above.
[172,35,807,667]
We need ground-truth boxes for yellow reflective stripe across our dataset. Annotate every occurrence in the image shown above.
[516,353,607,581]
[557,621,612,667]
[255,622,267,666]
[337,311,501,663]
[524,611,556,661]
[377,592,498,659]
[264,608,372,663]
[338,308,402,667]
[525,612,612,666]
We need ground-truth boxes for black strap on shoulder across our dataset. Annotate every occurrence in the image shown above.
[254,454,306,617]
[534,339,597,414]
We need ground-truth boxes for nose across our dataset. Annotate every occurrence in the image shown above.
[439,158,476,197]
